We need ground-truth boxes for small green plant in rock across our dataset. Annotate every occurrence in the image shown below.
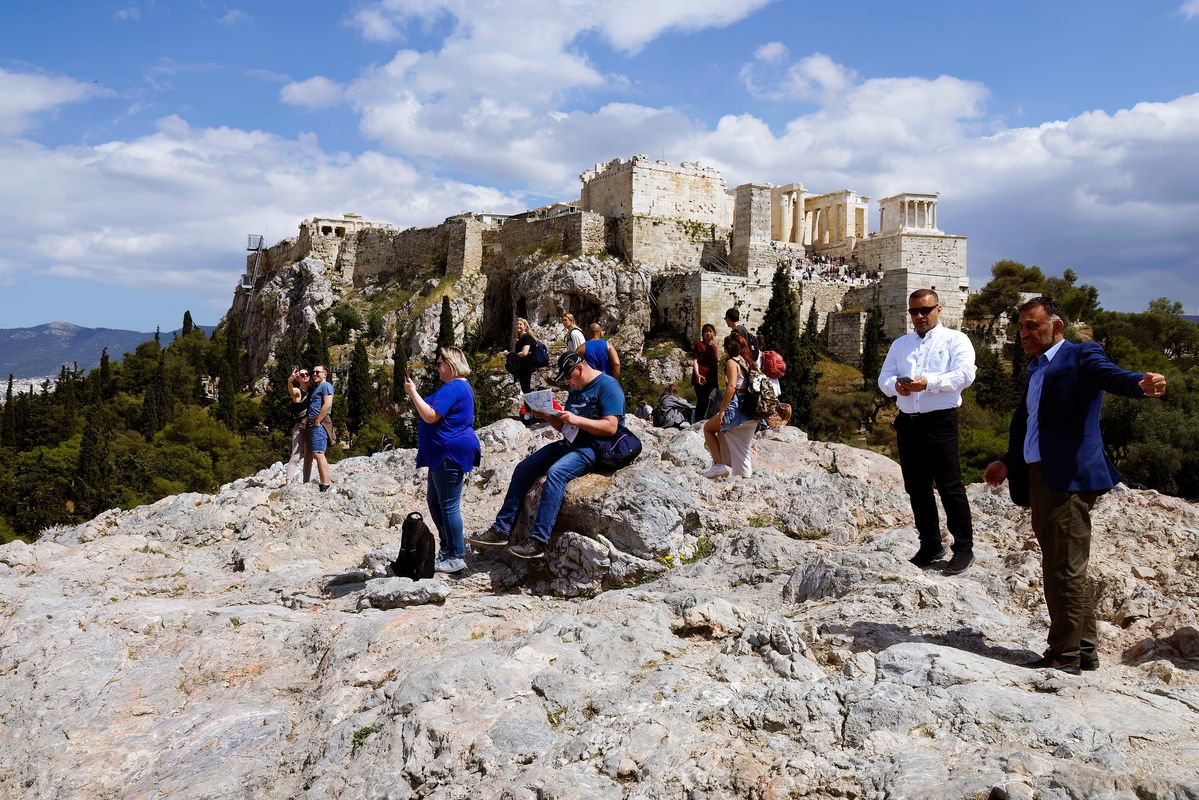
[682,536,714,563]
[351,725,377,756]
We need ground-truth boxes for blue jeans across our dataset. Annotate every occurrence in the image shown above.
[493,440,597,544]
[427,459,466,559]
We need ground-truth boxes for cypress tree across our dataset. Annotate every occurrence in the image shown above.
[391,324,408,406]
[759,262,820,429]
[182,310,195,337]
[74,405,115,518]
[860,306,885,390]
[215,356,238,431]
[141,350,168,436]
[222,315,243,392]
[301,321,331,374]
[97,348,112,402]
[439,295,455,347]
[347,337,373,437]
[803,302,820,344]
[1,375,14,448]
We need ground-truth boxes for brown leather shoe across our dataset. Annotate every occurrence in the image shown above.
[1022,654,1082,676]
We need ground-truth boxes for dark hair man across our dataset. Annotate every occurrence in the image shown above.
[723,307,759,361]
[878,289,977,574]
[469,351,625,559]
[984,296,1167,675]
[577,322,621,380]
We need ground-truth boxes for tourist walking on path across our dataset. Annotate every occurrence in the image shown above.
[404,346,482,574]
[578,323,621,380]
[469,352,624,559]
[691,323,719,421]
[285,366,312,484]
[879,289,977,575]
[307,365,334,492]
[511,318,537,394]
[560,313,586,353]
[984,296,1167,675]
[701,334,757,479]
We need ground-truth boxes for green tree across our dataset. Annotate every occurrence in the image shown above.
[803,302,819,344]
[330,304,364,345]
[391,324,409,406]
[347,337,373,437]
[301,321,331,372]
[266,339,303,432]
[759,261,813,427]
[860,307,885,391]
[214,356,238,431]
[74,405,116,518]
[439,295,455,347]
[367,310,385,343]
[182,310,195,337]
[1,375,14,448]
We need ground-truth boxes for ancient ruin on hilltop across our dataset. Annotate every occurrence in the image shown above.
[232,155,967,366]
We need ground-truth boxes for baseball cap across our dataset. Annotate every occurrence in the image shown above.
[554,351,584,383]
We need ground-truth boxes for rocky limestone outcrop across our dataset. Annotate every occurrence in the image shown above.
[512,253,653,356]
[241,254,336,374]
[2,420,1199,799]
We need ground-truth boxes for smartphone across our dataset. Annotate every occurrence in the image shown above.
[291,364,299,373]
[897,376,913,385]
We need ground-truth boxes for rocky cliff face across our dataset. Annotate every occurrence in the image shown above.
[2,422,1198,799]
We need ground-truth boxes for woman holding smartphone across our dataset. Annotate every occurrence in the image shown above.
[285,366,312,484]
[404,346,482,573]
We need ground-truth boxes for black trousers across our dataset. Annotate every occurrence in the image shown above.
[894,408,973,552]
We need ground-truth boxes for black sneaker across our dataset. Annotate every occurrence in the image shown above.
[319,483,331,493]
[909,546,947,567]
[1080,655,1100,671]
[943,550,974,575]
[508,540,546,559]
[467,526,509,547]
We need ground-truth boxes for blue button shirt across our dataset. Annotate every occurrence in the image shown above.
[1023,339,1066,463]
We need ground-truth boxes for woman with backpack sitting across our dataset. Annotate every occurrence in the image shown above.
[403,346,482,574]
[701,333,758,479]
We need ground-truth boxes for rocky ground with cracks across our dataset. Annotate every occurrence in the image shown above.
[2,418,1198,799]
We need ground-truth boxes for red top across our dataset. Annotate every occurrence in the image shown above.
[693,340,718,386]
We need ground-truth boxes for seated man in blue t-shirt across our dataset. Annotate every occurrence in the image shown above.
[469,351,625,559]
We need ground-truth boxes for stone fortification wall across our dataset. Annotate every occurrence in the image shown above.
[729,184,775,280]
[795,281,861,339]
[350,223,449,287]
[617,217,730,271]
[445,217,483,278]
[580,155,727,225]
[828,311,868,367]
[496,212,606,267]
[654,271,772,344]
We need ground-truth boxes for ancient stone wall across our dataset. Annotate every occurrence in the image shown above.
[730,184,775,280]
[445,217,483,278]
[795,281,861,339]
[828,311,868,367]
[852,233,968,338]
[350,224,449,287]
[617,217,730,271]
[496,212,605,267]
[580,155,727,225]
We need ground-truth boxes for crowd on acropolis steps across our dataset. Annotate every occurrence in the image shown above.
[793,255,878,285]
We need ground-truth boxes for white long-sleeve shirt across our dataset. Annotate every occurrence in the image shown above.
[878,324,976,413]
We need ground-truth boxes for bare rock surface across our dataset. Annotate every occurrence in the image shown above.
[2,420,1199,798]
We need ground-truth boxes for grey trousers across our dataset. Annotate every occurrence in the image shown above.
[1028,463,1100,663]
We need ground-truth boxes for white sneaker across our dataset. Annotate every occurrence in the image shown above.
[434,556,466,574]
[703,464,731,479]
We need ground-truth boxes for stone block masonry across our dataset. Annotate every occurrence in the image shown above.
[616,217,731,272]
[581,155,729,225]
[828,311,868,367]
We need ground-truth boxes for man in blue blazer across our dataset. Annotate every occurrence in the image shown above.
[985,296,1166,675]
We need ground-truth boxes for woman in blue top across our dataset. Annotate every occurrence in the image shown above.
[404,345,482,574]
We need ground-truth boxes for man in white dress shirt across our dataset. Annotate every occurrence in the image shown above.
[878,289,978,575]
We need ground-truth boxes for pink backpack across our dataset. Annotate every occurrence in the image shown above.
[761,350,787,379]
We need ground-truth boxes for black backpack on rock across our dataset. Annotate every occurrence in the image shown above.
[391,512,435,580]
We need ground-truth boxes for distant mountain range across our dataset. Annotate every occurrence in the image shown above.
[0,322,217,379]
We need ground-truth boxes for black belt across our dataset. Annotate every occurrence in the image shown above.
[898,408,956,418]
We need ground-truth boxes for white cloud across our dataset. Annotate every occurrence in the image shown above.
[1182,1,1199,19]
[0,115,524,305]
[280,76,345,109]
[322,0,769,189]
[0,68,100,136]
[113,5,141,21]
[218,9,251,25]
[753,41,787,62]
[246,68,291,84]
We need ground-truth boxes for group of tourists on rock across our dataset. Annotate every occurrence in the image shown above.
[283,288,1168,677]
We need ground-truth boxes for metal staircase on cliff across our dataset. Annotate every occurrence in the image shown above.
[240,234,264,292]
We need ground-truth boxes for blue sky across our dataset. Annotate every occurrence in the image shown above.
[2,0,1198,330]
